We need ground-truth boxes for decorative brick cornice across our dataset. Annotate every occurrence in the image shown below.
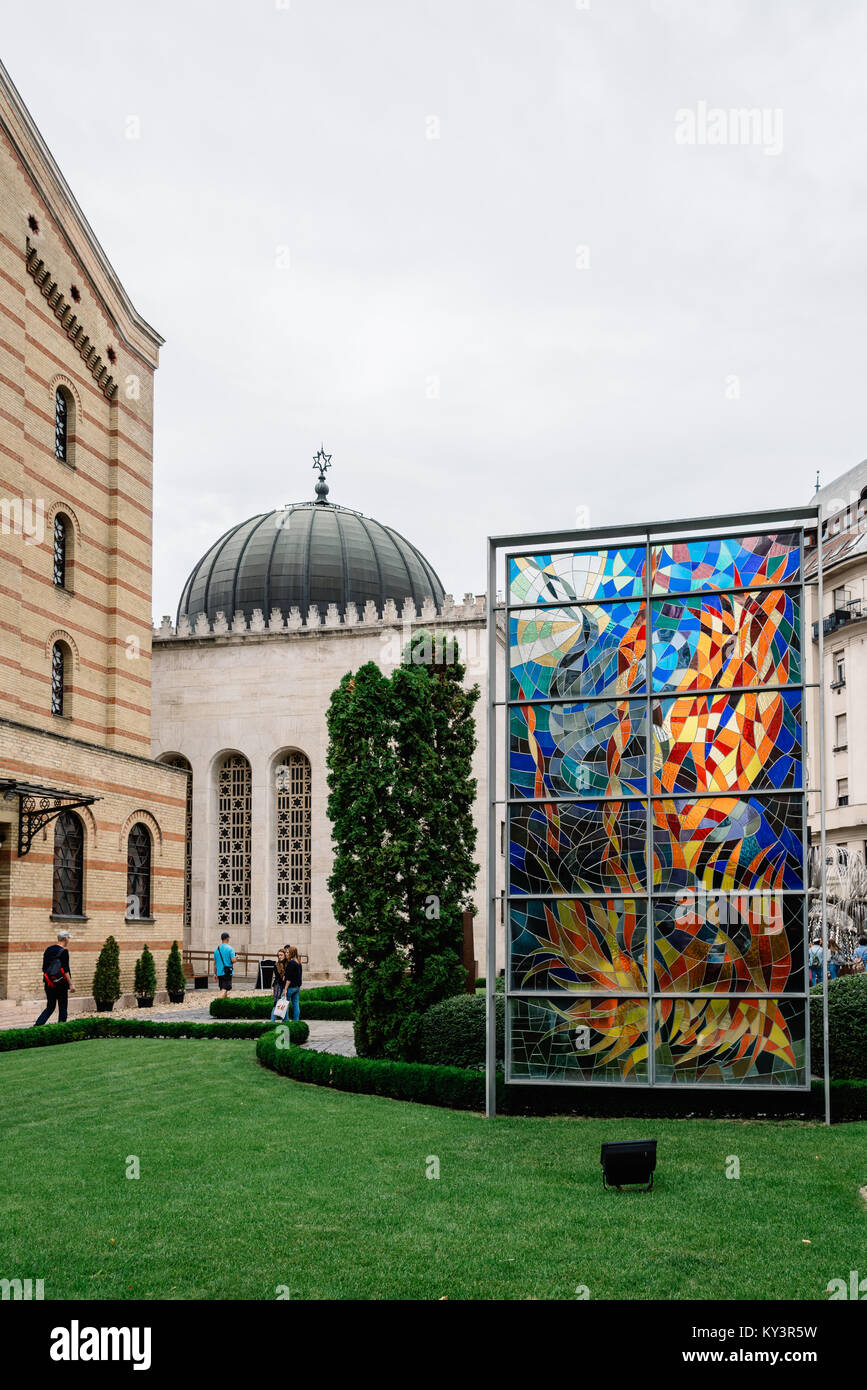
[26,239,117,400]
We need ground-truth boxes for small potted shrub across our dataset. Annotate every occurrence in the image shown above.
[133,944,157,1008]
[165,940,186,1004]
[92,935,122,1013]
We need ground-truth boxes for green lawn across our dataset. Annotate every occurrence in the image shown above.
[1,1038,865,1300]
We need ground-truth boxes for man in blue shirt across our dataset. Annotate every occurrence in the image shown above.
[214,932,236,997]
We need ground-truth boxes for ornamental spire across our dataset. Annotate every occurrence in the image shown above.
[313,444,332,504]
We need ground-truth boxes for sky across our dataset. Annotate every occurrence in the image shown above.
[4,0,867,619]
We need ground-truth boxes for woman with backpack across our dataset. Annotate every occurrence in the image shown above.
[270,948,288,1022]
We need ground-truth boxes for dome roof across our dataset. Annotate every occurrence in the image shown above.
[177,495,446,628]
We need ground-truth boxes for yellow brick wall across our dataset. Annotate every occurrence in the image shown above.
[0,719,187,999]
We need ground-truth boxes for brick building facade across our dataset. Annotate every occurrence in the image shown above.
[0,60,186,1000]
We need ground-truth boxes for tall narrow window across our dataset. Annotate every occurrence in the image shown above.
[161,755,192,932]
[53,810,84,916]
[54,388,69,462]
[275,752,311,927]
[835,713,848,749]
[217,755,251,928]
[53,514,68,588]
[126,823,152,919]
[837,777,849,807]
[51,641,65,715]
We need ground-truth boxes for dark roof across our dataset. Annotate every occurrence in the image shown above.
[177,500,445,627]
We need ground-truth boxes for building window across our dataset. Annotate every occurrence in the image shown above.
[53,514,68,588]
[52,810,83,916]
[833,652,846,688]
[161,756,192,933]
[217,754,251,928]
[50,641,66,715]
[835,713,848,750]
[833,585,848,610]
[54,387,70,462]
[275,753,311,927]
[837,777,849,808]
[126,823,152,920]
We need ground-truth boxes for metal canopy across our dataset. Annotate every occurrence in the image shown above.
[0,779,101,857]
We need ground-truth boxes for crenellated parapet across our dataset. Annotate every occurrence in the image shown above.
[153,594,489,641]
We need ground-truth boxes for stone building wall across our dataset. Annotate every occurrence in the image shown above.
[151,597,504,978]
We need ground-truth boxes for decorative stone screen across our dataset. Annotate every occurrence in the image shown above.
[217,754,252,928]
[275,753,312,927]
[504,523,810,1089]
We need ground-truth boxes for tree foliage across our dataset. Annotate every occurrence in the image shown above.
[326,630,478,1059]
[165,940,186,994]
[133,944,157,998]
[92,936,121,1006]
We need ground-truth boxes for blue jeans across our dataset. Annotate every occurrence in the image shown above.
[271,988,300,1023]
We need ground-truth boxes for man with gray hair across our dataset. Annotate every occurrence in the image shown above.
[33,930,75,1025]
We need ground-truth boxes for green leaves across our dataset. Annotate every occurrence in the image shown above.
[326,633,479,1060]
[92,936,122,1007]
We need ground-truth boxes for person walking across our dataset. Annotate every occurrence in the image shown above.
[270,947,288,1022]
[34,930,75,1026]
[828,937,845,981]
[214,932,236,998]
[284,945,302,1022]
[854,935,867,973]
[809,937,824,987]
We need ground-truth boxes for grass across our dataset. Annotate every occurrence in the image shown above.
[1,1038,865,1300]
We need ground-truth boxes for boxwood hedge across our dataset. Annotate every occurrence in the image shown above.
[418,991,504,1068]
[810,975,867,1080]
[256,1032,867,1120]
[0,1017,308,1052]
[210,991,353,1021]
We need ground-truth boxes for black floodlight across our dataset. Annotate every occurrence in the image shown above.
[601,1139,657,1192]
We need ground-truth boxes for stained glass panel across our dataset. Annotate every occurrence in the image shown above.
[653,690,802,794]
[510,995,650,1082]
[504,519,808,1089]
[510,602,646,701]
[511,898,648,992]
[510,548,646,606]
[510,700,647,800]
[510,800,647,896]
[653,997,806,1086]
[651,590,800,693]
[654,894,807,994]
[652,533,800,595]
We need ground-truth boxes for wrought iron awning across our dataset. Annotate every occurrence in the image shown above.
[0,780,101,857]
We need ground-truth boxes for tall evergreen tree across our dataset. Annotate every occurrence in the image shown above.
[327,631,478,1059]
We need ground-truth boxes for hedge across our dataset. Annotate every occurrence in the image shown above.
[256,1034,867,1121]
[418,992,504,1068]
[210,993,354,1021]
[810,975,867,1080]
[0,1017,308,1052]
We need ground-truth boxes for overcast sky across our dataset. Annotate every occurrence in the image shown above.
[5,0,867,618]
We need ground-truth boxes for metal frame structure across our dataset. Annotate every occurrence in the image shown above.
[486,505,828,1121]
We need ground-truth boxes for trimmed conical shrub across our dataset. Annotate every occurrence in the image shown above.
[92,936,121,1009]
[165,941,185,997]
[134,944,157,999]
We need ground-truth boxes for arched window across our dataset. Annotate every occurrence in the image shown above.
[54,387,71,462]
[275,752,312,927]
[53,514,68,588]
[217,754,251,928]
[126,823,152,919]
[161,755,192,932]
[53,810,84,916]
[51,641,67,715]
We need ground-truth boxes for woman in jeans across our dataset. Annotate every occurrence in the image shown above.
[283,945,302,1022]
[270,948,287,1022]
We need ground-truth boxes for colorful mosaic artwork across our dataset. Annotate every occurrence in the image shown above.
[506,529,808,1088]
